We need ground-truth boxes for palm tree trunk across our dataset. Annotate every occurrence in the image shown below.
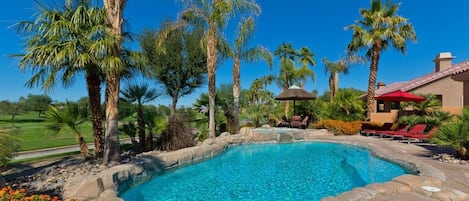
[232,56,241,134]
[137,102,145,152]
[103,0,125,165]
[104,72,121,164]
[75,134,89,159]
[367,45,381,119]
[85,67,104,158]
[207,25,217,138]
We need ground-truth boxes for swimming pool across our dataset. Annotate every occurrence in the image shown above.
[120,142,410,200]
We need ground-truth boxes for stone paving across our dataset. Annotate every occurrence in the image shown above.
[62,128,469,201]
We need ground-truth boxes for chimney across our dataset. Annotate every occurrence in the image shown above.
[377,82,386,89]
[433,52,454,72]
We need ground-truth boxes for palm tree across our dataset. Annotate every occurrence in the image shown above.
[346,0,416,119]
[120,82,159,152]
[295,47,315,88]
[17,1,108,158]
[323,58,347,102]
[228,17,273,134]
[175,0,261,138]
[45,102,89,159]
[102,0,126,164]
[259,75,274,91]
[274,43,297,117]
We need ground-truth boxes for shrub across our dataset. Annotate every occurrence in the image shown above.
[316,119,361,135]
[0,187,60,201]
[157,115,195,151]
[0,128,20,167]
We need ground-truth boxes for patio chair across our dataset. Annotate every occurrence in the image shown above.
[276,116,290,127]
[407,126,438,143]
[374,124,409,138]
[361,122,394,136]
[380,124,427,142]
[290,116,302,128]
[299,116,309,129]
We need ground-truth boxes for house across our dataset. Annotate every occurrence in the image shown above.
[371,52,467,123]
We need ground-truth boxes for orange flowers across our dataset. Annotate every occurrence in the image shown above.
[0,186,60,201]
[316,120,362,135]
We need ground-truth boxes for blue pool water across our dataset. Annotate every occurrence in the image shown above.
[120,142,410,201]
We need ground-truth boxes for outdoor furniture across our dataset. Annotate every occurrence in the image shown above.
[361,122,394,136]
[379,124,427,143]
[290,116,302,128]
[276,116,290,127]
[299,116,309,129]
[374,124,410,138]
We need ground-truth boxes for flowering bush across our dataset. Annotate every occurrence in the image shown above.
[0,187,60,201]
[316,119,362,135]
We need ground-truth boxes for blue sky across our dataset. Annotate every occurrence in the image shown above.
[2,0,469,107]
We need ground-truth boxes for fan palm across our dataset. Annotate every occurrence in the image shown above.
[17,1,109,158]
[120,82,159,152]
[432,108,469,159]
[295,47,315,88]
[168,0,261,138]
[323,55,364,102]
[274,43,297,117]
[102,0,127,164]
[45,102,90,159]
[228,17,273,133]
[346,0,416,119]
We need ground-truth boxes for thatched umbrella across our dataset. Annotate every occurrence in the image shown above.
[275,85,316,115]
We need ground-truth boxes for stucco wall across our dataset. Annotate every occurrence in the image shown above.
[411,76,463,109]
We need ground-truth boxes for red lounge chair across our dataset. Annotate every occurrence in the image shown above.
[361,123,394,136]
[380,124,427,142]
[374,124,410,138]
[407,127,438,143]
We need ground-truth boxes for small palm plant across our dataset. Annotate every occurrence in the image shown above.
[432,108,469,159]
[45,102,89,159]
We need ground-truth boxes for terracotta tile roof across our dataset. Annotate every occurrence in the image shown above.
[374,60,469,97]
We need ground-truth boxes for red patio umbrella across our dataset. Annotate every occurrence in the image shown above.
[375,90,426,102]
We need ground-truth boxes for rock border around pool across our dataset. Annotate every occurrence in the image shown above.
[62,128,467,201]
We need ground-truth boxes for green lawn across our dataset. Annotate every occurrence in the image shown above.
[0,112,118,151]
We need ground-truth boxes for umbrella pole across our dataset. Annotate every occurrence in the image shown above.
[293,100,296,116]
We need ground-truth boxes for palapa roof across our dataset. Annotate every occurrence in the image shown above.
[275,85,316,100]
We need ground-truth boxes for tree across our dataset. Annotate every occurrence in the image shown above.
[22,94,52,117]
[295,47,315,88]
[175,0,261,138]
[103,0,126,164]
[402,93,442,116]
[274,43,297,117]
[0,101,23,121]
[17,1,108,158]
[140,23,207,119]
[325,89,366,121]
[227,17,273,134]
[44,102,90,158]
[120,82,159,152]
[322,54,364,102]
[346,0,416,119]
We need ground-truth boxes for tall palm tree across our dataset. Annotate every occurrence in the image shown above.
[17,1,108,158]
[346,0,416,119]
[176,0,261,138]
[102,0,126,164]
[274,43,297,117]
[229,17,273,134]
[120,82,159,152]
[323,58,347,102]
[295,47,315,88]
[45,102,89,159]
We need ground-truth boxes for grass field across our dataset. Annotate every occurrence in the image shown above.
[1,112,99,151]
